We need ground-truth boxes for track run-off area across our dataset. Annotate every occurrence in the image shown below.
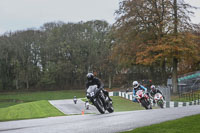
[0,105,200,133]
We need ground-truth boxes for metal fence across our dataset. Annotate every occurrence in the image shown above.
[178,71,200,94]
[167,71,200,94]
[179,93,200,101]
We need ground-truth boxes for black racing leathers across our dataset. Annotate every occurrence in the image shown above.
[149,89,165,103]
[149,89,163,97]
[86,77,112,101]
[86,77,103,89]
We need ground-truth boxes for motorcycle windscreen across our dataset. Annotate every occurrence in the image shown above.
[87,85,97,93]
[154,93,162,99]
[136,90,144,96]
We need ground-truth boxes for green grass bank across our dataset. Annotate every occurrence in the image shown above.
[0,90,85,108]
[0,100,64,121]
[122,114,200,133]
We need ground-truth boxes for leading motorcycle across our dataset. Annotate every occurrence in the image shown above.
[135,90,152,110]
[86,85,114,114]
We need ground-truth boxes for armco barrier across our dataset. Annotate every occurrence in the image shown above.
[109,91,200,108]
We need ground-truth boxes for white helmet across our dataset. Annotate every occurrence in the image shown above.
[133,81,139,89]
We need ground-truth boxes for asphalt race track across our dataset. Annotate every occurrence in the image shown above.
[49,99,99,114]
[1,105,200,133]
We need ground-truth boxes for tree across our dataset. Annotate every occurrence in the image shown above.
[39,21,112,89]
[0,35,15,90]
[11,30,42,89]
[112,0,199,92]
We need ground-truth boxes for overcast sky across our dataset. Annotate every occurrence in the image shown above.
[0,0,200,35]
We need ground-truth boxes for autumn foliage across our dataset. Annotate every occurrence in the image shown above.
[111,0,200,89]
[136,33,200,66]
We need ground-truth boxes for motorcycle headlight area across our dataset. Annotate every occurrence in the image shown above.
[87,92,95,97]
[90,92,95,96]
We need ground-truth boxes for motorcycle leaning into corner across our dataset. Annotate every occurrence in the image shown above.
[86,85,114,114]
[135,90,152,110]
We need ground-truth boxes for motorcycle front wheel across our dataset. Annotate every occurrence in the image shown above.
[140,99,149,110]
[157,100,164,108]
[107,100,114,113]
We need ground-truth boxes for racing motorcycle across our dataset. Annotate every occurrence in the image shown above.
[73,96,77,104]
[154,93,164,108]
[85,101,89,110]
[135,90,152,110]
[86,85,114,114]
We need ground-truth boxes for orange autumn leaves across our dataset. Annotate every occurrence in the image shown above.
[136,33,200,66]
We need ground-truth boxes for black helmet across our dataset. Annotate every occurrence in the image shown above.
[87,73,94,81]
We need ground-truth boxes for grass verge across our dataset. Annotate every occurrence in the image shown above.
[122,114,200,133]
[0,100,64,121]
[0,90,85,108]
[112,96,144,112]
[81,96,145,112]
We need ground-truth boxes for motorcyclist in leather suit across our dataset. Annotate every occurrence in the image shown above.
[132,81,148,102]
[149,85,165,103]
[86,73,112,101]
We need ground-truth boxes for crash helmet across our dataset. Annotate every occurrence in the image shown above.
[133,81,139,89]
[150,85,156,91]
[87,73,94,81]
